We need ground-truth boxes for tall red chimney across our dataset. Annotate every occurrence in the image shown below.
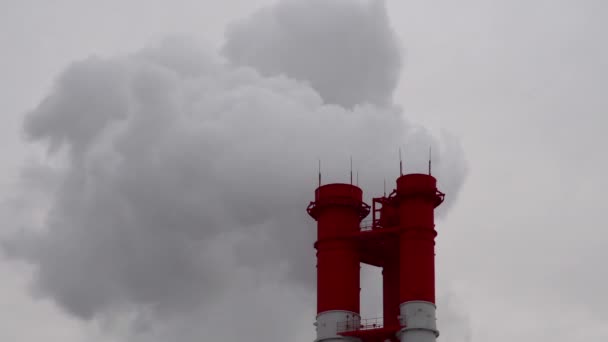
[307,183,370,342]
[396,174,444,342]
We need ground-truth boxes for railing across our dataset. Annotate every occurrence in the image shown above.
[308,197,371,220]
[337,317,384,333]
[359,219,374,231]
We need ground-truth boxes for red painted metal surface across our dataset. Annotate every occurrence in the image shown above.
[383,254,400,328]
[396,174,444,304]
[308,183,370,314]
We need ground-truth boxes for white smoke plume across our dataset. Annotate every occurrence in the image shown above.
[223,0,401,107]
[3,0,467,340]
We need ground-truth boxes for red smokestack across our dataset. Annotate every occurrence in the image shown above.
[307,183,370,341]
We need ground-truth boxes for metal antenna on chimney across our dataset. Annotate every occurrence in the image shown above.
[428,146,432,175]
[350,156,353,185]
[318,159,322,187]
[356,170,359,187]
[399,147,403,176]
[383,178,386,196]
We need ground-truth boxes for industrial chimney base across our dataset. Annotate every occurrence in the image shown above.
[397,301,439,342]
[315,310,362,342]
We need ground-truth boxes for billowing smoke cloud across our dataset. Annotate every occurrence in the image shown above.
[223,0,401,107]
[437,293,473,342]
[3,0,467,340]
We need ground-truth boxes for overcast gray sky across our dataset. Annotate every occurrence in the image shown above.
[1,1,607,341]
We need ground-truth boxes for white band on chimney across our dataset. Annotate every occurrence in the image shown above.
[314,310,361,342]
[398,301,439,342]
